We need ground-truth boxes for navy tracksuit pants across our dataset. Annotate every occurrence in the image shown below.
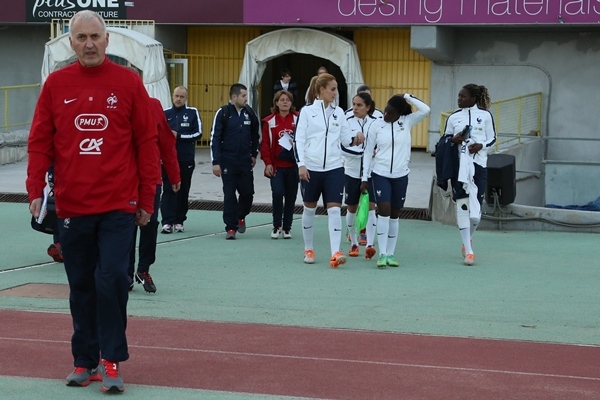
[129,184,161,276]
[221,161,254,232]
[59,211,135,367]
[270,166,298,231]
[161,160,194,226]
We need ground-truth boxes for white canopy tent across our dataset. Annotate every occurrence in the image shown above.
[238,28,365,112]
[41,27,171,108]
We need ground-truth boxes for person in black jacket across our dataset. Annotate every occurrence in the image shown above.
[273,68,298,108]
[161,86,202,234]
[210,83,260,239]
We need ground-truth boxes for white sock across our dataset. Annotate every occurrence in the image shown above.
[387,218,399,256]
[376,215,390,255]
[346,211,358,245]
[327,206,342,256]
[302,206,316,251]
[366,210,377,247]
[456,200,473,254]
[470,216,480,240]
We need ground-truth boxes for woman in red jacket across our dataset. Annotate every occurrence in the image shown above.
[260,90,299,239]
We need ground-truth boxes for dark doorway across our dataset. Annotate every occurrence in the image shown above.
[260,54,348,119]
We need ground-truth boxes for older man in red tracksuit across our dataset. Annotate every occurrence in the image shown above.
[26,10,159,393]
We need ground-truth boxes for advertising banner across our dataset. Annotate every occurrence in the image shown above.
[243,0,600,25]
[26,0,126,22]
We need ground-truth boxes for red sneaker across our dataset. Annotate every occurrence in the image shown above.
[47,243,63,262]
[365,246,376,260]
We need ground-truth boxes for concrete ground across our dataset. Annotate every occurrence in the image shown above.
[1,148,599,399]
[0,148,435,209]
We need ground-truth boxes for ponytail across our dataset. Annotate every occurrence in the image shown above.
[463,83,491,110]
[307,76,319,104]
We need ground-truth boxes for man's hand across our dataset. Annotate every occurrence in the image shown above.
[29,198,42,218]
[298,165,310,182]
[172,182,181,192]
[264,164,274,177]
[251,157,257,168]
[136,208,151,227]
[212,165,221,177]
[171,129,177,138]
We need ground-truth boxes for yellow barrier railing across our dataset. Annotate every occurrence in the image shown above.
[0,84,41,133]
[440,92,542,151]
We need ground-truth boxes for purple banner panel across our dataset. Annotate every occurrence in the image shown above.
[128,0,243,24]
[244,0,600,25]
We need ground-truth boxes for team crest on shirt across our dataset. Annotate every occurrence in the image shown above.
[106,93,118,109]
[181,114,190,128]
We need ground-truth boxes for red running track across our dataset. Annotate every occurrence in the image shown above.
[1,309,599,399]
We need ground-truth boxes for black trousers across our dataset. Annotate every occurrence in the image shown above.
[129,184,161,276]
[221,161,254,231]
[270,166,298,231]
[59,211,134,367]
[161,160,194,226]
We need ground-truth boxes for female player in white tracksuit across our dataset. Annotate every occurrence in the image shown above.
[294,73,364,268]
[341,92,379,260]
[361,94,430,268]
[443,84,496,266]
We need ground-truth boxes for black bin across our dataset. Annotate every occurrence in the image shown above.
[485,154,516,205]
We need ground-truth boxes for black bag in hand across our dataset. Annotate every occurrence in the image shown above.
[31,194,57,235]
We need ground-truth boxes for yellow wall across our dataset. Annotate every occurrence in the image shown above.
[354,28,431,148]
[186,27,261,145]
[184,27,431,148]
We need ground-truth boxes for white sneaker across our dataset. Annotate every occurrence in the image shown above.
[271,227,281,239]
[282,230,292,239]
[161,224,172,234]
[174,224,184,232]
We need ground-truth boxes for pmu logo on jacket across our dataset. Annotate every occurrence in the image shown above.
[75,114,109,131]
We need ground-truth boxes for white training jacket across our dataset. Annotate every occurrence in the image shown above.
[443,104,496,168]
[294,99,355,172]
[362,94,430,181]
[341,113,380,179]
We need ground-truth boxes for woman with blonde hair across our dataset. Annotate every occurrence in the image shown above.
[294,73,364,268]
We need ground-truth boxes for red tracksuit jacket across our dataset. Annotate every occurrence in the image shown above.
[26,58,159,217]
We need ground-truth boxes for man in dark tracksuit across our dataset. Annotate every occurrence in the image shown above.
[161,86,202,233]
[210,83,259,239]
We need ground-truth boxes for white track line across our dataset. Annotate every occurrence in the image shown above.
[1,336,599,382]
